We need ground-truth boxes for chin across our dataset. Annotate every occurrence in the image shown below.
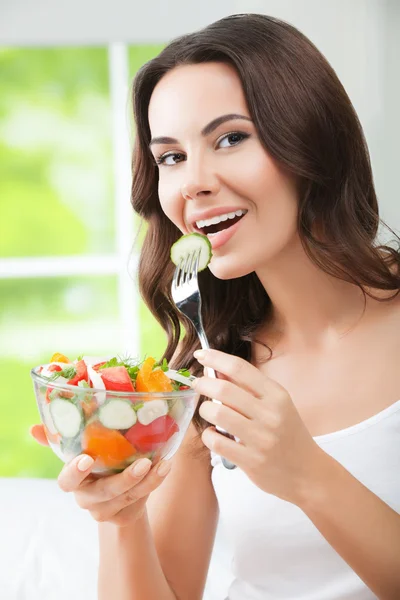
[209,258,254,281]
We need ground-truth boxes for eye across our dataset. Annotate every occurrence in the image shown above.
[155,152,186,167]
[217,131,249,149]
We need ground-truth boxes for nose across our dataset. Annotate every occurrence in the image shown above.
[180,157,220,201]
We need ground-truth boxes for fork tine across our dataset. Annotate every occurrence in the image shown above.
[193,247,201,278]
[188,249,199,280]
[172,248,201,292]
[172,257,183,291]
[183,252,192,284]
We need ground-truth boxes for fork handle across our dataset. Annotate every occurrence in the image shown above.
[195,333,237,470]
[205,366,237,470]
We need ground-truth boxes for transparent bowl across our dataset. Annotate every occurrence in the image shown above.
[31,367,197,476]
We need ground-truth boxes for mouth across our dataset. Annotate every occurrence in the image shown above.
[193,209,248,251]
[193,209,248,237]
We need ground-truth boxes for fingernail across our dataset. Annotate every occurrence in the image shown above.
[132,459,151,477]
[194,350,206,361]
[157,461,172,477]
[77,455,94,472]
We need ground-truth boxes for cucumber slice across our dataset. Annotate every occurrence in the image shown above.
[98,399,137,430]
[41,402,58,436]
[170,233,212,272]
[137,400,169,426]
[49,398,83,438]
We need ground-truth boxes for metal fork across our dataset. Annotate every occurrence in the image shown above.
[171,248,237,470]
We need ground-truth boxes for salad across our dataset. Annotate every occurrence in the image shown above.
[32,353,196,473]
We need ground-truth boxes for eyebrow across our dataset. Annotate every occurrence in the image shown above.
[149,113,252,147]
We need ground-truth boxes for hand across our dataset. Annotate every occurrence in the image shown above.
[194,349,325,506]
[30,424,172,527]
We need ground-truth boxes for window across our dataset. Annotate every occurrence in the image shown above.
[0,44,166,478]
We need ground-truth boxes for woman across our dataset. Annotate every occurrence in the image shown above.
[31,14,400,600]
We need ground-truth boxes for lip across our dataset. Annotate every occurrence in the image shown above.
[187,206,247,230]
[206,212,247,250]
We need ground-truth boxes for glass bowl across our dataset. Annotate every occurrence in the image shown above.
[31,367,197,476]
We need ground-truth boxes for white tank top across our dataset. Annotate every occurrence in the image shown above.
[211,399,400,600]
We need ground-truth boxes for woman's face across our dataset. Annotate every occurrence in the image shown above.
[148,62,299,279]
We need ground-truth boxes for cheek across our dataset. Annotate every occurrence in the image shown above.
[233,149,290,199]
[158,179,185,231]
[242,153,298,230]
[221,143,291,214]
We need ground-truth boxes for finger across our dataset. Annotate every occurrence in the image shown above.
[194,349,284,399]
[194,376,260,420]
[57,454,96,492]
[199,399,253,442]
[75,457,153,506]
[29,424,49,446]
[89,460,172,520]
[201,426,247,467]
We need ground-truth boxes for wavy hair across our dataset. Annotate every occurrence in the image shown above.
[130,14,400,433]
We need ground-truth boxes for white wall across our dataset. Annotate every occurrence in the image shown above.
[1,0,398,233]
[0,0,234,45]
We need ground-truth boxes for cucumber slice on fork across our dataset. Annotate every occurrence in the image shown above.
[170,233,212,272]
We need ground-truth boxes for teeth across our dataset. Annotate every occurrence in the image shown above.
[196,209,247,229]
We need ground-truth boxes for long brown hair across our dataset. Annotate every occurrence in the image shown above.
[130,14,400,433]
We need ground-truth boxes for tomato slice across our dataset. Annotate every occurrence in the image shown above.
[92,361,107,371]
[67,359,89,386]
[101,366,135,392]
[124,415,179,453]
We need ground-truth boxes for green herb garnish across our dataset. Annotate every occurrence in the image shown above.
[98,355,142,383]
[99,357,119,369]
[154,358,169,372]
[177,368,191,378]
[77,380,90,388]
[42,365,76,382]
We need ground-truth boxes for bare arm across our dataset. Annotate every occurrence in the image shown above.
[98,423,218,600]
[298,449,400,600]
[98,513,178,600]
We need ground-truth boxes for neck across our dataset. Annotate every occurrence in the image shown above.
[256,235,367,350]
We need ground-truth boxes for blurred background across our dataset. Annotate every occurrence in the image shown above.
[0,0,399,479]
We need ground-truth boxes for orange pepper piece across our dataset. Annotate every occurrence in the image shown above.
[82,422,136,468]
[135,357,173,393]
[50,352,70,363]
